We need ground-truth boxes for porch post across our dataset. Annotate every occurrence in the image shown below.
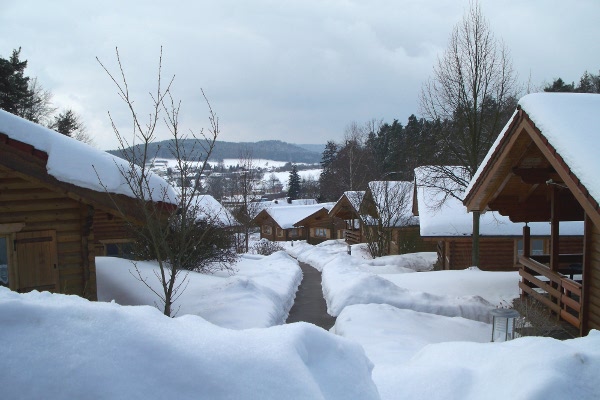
[523,223,531,258]
[472,211,480,267]
[550,186,560,272]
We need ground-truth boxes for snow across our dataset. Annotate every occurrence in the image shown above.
[0,287,379,400]
[193,194,238,226]
[0,109,177,203]
[333,303,600,400]
[259,203,334,229]
[467,93,600,207]
[333,304,492,400]
[380,268,520,306]
[340,190,365,212]
[285,240,495,322]
[3,236,600,399]
[270,168,322,188]
[97,252,301,329]
[519,93,600,203]
[415,166,583,237]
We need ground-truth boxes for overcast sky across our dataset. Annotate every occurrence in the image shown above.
[1,0,599,150]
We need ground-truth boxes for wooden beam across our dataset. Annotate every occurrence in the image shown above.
[512,167,556,184]
[518,183,540,204]
[523,224,531,258]
[550,186,560,272]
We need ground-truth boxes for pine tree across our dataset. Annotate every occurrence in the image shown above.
[50,109,82,136]
[318,141,339,201]
[0,48,33,115]
[288,164,301,200]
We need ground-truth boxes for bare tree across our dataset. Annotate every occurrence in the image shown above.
[97,48,235,316]
[419,1,518,266]
[361,181,414,258]
[233,148,262,252]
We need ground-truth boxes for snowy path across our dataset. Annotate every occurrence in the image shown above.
[286,262,336,330]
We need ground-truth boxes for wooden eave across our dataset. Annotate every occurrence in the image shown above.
[328,194,360,220]
[252,209,283,230]
[0,134,175,224]
[293,207,330,228]
[464,109,600,226]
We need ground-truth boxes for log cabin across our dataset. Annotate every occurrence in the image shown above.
[253,203,334,242]
[328,191,365,245]
[463,93,600,335]
[362,181,434,255]
[0,110,176,300]
[414,166,583,271]
[294,206,345,245]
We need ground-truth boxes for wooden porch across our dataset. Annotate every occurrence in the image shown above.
[518,255,582,330]
[344,229,361,245]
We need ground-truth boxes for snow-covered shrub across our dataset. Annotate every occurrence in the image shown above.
[252,239,283,256]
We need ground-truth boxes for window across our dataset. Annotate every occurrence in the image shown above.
[277,228,284,237]
[0,236,8,287]
[105,242,136,260]
[262,225,272,235]
[517,239,545,258]
[289,228,300,237]
[314,228,328,238]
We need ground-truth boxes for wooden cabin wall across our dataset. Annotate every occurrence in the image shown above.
[583,220,600,333]
[557,237,584,254]
[92,211,131,255]
[393,226,437,255]
[0,167,96,300]
[306,217,342,245]
[446,239,516,271]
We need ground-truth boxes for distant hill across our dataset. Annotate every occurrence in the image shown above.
[108,140,323,164]
[296,144,326,154]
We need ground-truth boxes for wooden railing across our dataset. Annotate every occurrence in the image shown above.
[344,230,361,244]
[518,255,582,329]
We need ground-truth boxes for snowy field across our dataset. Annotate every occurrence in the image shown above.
[1,239,599,399]
[269,168,322,187]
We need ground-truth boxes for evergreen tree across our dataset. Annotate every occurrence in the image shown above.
[318,141,339,201]
[0,48,33,116]
[288,164,301,200]
[543,77,575,92]
[50,109,83,136]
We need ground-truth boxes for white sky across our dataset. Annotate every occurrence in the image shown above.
[1,0,599,150]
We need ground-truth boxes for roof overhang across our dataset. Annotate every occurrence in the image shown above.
[464,108,599,226]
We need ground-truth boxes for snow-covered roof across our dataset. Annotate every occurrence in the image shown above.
[415,166,583,237]
[366,181,418,227]
[251,198,318,218]
[467,93,600,200]
[343,191,365,212]
[193,195,237,227]
[0,109,177,204]
[262,203,334,229]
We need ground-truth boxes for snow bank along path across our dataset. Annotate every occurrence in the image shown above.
[0,288,380,400]
[286,240,494,323]
[97,252,302,329]
[333,303,600,400]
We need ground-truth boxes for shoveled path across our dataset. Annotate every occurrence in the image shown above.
[286,261,336,330]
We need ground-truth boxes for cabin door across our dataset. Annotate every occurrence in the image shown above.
[13,230,59,293]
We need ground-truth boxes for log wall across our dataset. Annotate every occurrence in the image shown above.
[0,166,96,300]
[440,236,583,271]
